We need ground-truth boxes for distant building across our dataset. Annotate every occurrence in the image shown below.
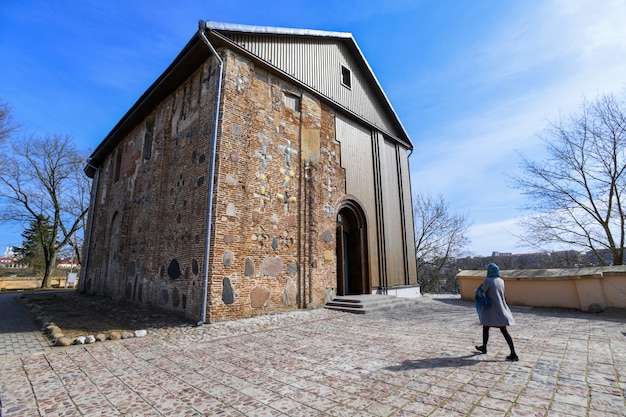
[0,247,19,268]
[57,258,80,269]
[82,21,417,323]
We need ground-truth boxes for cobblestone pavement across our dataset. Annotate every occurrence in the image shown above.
[1,296,625,416]
[0,292,51,359]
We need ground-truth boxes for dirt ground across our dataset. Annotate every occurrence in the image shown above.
[19,290,192,339]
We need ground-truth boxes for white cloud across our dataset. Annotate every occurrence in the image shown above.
[410,0,626,255]
[466,217,534,256]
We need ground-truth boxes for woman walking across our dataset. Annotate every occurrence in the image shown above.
[475,263,519,361]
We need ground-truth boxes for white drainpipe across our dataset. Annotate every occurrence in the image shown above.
[197,21,223,325]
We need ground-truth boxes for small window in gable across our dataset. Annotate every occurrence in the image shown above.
[341,65,352,89]
[284,93,301,112]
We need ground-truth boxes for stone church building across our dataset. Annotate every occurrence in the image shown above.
[82,21,417,323]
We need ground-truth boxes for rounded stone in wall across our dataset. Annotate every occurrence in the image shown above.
[250,286,270,308]
[226,203,237,217]
[245,257,255,277]
[322,230,334,243]
[286,263,298,275]
[225,174,238,186]
[222,277,234,305]
[158,289,169,306]
[326,288,335,303]
[260,257,283,277]
[251,211,261,224]
[172,288,180,308]
[231,124,243,139]
[282,277,297,306]
[168,259,182,279]
[223,251,234,267]
[192,259,199,275]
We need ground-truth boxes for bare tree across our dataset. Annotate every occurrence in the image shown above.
[0,100,20,149]
[0,134,91,287]
[514,92,626,265]
[414,193,471,293]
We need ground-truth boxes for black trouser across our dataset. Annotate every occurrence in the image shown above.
[483,326,516,354]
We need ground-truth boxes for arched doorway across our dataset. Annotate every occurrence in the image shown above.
[336,200,369,295]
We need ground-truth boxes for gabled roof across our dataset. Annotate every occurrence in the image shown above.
[87,21,412,176]
[203,21,412,149]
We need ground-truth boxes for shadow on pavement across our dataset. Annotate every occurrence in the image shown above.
[384,354,491,371]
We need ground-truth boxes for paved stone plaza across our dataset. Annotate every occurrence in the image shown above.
[0,293,52,358]
[1,293,625,416]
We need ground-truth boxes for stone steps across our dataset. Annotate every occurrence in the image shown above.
[324,294,418,314]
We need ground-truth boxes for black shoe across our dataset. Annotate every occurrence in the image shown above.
[475,345,487,354]
[506,353,519,361]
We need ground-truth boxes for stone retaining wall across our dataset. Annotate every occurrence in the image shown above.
[457,266,626,312]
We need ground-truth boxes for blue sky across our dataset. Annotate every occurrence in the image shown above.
[1,0,626,256]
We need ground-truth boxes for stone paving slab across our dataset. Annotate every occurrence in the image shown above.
[0,292,51,358]
[1,296,625,416]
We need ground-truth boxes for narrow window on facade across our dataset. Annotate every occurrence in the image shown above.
[143,116,155,161]
[284,93,301,112]
[341,65,352,89]
[114,148,123,183]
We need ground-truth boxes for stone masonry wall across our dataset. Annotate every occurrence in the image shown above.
[85,55,220,321]
[207,50,345,322]
[85,47,349,322]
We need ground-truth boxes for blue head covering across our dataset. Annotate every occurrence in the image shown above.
[487,263,500,278]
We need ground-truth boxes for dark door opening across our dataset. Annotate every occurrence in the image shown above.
[336,201,369,295]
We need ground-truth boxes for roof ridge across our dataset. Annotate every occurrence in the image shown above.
[202,20,352,39]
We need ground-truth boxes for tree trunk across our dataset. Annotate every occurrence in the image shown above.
[40,250,57,288]
[40,267,52,288]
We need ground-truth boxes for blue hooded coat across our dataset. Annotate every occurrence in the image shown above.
[478,263,515,327]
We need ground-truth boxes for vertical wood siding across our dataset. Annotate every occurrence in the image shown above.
[380,139,407,286]
[335,115,380,287]
[225,34,400,139]
[399,149,418,282]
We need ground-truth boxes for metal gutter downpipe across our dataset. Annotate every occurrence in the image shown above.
[197,21,223,325]
[79,161,100,293]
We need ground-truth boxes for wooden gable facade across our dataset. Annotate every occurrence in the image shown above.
[82,21,417,322]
